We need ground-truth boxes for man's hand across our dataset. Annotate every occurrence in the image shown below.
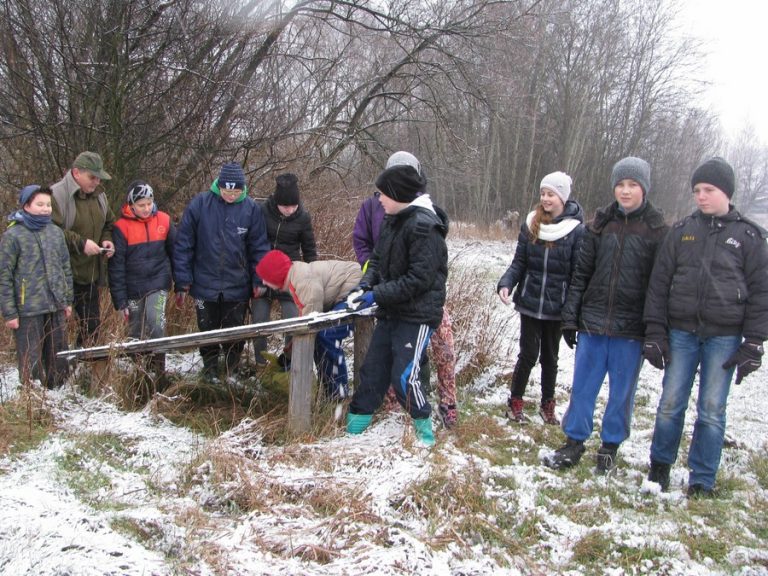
[83,239,102,256]
[562,329,577,349]
[101,241,115,258]
[723,340,764,384]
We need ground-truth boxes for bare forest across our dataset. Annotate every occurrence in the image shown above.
[1,0,767,233]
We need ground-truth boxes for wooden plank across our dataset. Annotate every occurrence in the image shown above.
[288,333,316,434]
[59,307,376,361]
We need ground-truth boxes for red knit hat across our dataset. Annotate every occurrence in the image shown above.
[256,250,292,288]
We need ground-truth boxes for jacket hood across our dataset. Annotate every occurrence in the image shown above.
[396,194,448,238]
[557,199,585,223]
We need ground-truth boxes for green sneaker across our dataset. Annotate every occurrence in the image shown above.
[346,413,372,435]
[413,418,435,447]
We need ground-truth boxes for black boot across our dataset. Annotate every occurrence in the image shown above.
[648,460,671,492]
[543,437,585,470]
[595,443,619,475]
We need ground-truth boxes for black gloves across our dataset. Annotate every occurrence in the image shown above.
[723,339,764,385]
[562,329,577,349]
[643,324,670,370]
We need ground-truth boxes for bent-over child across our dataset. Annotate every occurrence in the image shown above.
[255,249,361,399]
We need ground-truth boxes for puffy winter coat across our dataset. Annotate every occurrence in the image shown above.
[174,182,270,302]
[352,195,385,266]
[497,200,585,320]
[561,200,668,339]
[0,220,72,319]
[644,208,768,340]
[109,204,175,310]
[260,196,317,262]
[362,195,448,328]
[286,260,362,315]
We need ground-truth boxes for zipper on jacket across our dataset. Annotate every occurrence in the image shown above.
[605,214,628,333]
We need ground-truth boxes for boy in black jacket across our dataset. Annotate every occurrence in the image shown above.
[644,157,768,497]
[346,164,449,446]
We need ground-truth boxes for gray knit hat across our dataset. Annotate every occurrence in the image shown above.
[611,156,651,195]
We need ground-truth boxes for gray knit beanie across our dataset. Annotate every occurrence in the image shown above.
[611,156,651,195]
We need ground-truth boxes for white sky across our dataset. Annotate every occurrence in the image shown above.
[679,0,767,143]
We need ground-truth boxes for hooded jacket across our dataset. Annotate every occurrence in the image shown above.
[260,195,318,262]
[0,219,72,320]
[497,200,586,320]
[562,199,668,339]
[109,203,175,310]
[361,194,449,328]
[644,208,768,340]
[173,180,270,302]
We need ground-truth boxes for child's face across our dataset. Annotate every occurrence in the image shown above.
[24,193,52,216]
[693,183,730,216]
[277,205,298,217]
[131,198,154,218]
[540,189,564,216]
[613,179,644,212]
[220,187,242,204]
[378,192,407,215]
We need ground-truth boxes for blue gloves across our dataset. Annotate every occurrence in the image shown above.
[350,290,375,311]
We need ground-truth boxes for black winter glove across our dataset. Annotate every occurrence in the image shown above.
[643,324,670,370]
[722,339,764,385]
[562,329,577,349]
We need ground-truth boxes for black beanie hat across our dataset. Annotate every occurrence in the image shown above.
[274,173,300,206]
[691,157,735,199]
[375,165,426,204]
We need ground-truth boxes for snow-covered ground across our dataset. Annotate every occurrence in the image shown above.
[0,236,766,575]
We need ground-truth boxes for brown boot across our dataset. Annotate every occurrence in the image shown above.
[539,399,560,425]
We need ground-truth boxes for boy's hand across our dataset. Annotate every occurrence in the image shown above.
[5,318,19,330]
[562,329,577,349]
[121,308,130,323]
[253,286,268,299]
[101,241,115,258]
[351,291,375,311]
[723,340,764,384]
[175,289,189,307]
[498,287,511,305]
[643,323,669,370]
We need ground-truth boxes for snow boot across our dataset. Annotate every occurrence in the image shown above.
[648,460,671,492]
[346,413,372,435]
[595,443,619,475]
[543,437,585,470]
[505,396,528,424]
[539,399,560,425]
[413,418,435,447]
[438,403,458,429]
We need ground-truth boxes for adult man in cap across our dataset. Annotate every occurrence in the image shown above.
[51,151,116,347]
[643,156,768,497]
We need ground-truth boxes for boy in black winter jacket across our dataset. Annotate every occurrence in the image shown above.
[346,164,448,447]
[544,157,668,473]
[644,157,768,497]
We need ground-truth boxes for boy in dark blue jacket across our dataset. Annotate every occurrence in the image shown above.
[346,163,449,446]
[109,180,175,384]
[174,162,270,382]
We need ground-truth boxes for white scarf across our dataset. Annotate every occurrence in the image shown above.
[526,210,581,242]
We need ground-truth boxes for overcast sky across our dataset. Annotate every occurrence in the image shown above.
[679,0,767,143]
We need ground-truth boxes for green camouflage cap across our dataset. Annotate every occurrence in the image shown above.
[73,151,112,180]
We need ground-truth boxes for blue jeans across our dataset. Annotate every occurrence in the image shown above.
[650,329,741,490]
[562,333,643,445]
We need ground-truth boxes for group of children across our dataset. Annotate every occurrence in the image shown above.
[498,155,768,497]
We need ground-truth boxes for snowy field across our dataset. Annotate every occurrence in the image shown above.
[0,235,766,575]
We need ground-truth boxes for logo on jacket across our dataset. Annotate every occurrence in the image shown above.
[681,234,695,242]
[725,237,741,249]
[237,227,248,235]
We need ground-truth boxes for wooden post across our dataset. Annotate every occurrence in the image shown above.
[288,332,316,434]
[353,316,375,389]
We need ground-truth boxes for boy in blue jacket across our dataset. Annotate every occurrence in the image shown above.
[174,162,270,382]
